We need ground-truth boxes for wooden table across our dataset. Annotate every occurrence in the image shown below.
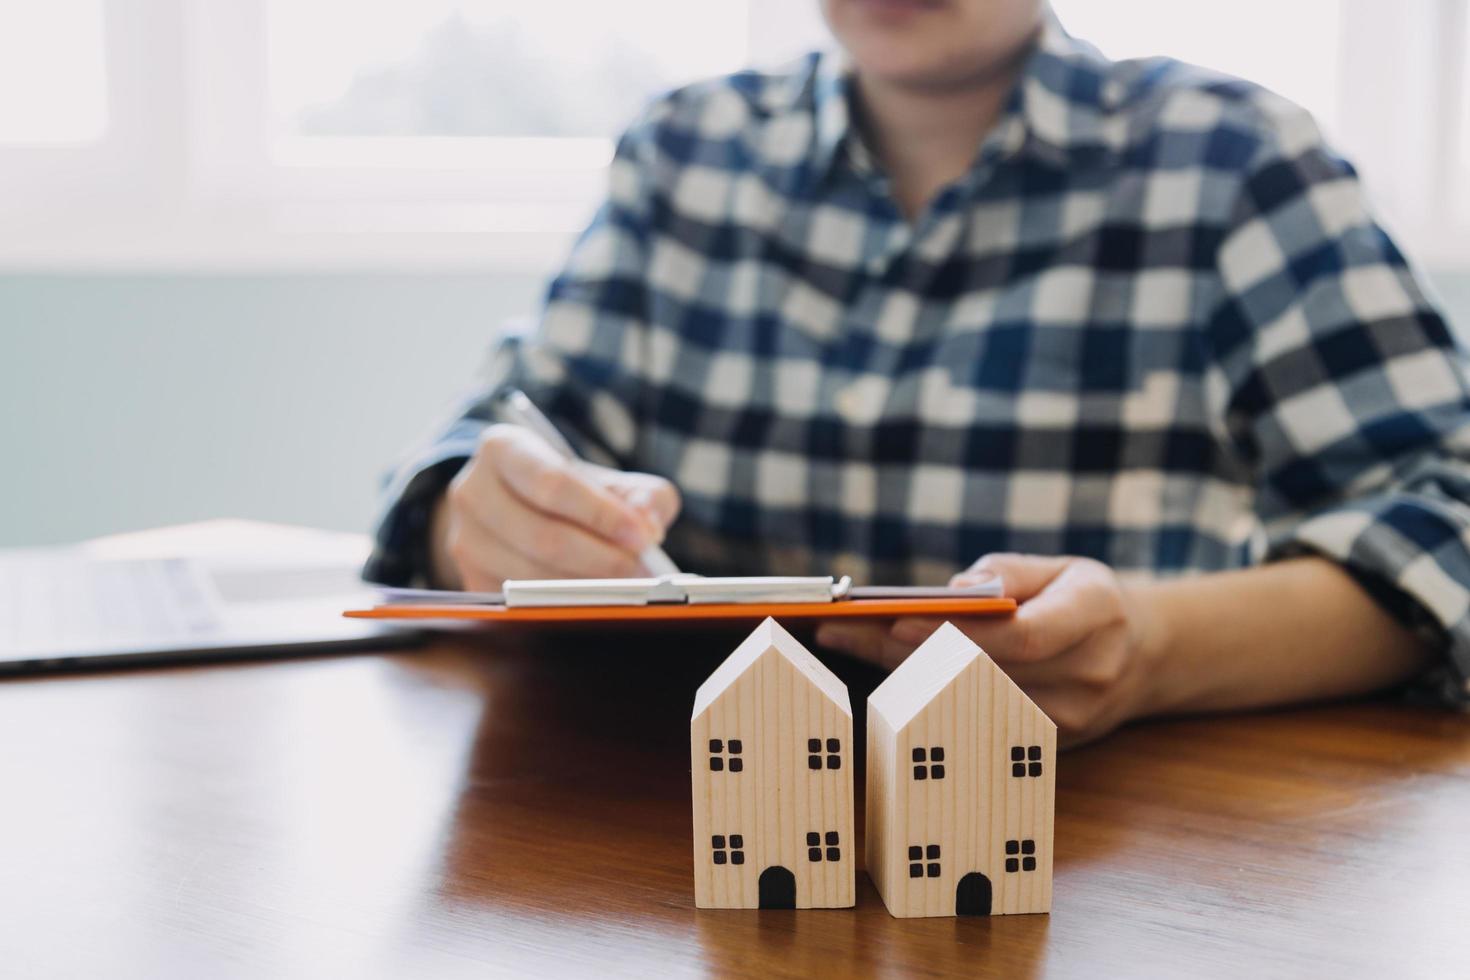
[2,627,1468,978]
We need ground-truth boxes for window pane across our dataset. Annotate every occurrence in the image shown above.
[1050,0,1342,136]
[0,0,107,144]
[1462,10,1470,223]
[267,0,750,141]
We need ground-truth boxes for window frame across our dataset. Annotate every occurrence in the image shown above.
[1009,744,1044,778]
[907,843,942,879]
[0,0,800,272]
[709,737,743,773]
[806,829,842,863]
[711,833,745,866]
[1004,838,1038,873]
[0,0,1464,272]
[911,745,946,780]
[807,737,841,771]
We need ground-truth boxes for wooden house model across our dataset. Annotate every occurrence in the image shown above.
[866,622,1056,917]
[691,617,854,909]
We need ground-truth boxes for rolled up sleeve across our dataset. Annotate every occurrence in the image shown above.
[1205,105,1470,706]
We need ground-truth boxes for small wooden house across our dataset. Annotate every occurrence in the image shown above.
[691,617,854,909]
[866,622,1056,918]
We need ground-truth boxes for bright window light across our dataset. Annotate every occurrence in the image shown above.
[1050,0,1342,137]
[266,0,750,167]
[0,0,108,145]
[1461,8,1470,223]
[0,0,1463,270]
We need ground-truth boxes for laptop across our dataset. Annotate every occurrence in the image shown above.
[0,521,415,674]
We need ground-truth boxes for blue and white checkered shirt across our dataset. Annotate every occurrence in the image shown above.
[368,19,1470,704]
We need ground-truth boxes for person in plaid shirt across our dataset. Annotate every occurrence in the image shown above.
[367,1,1470,741]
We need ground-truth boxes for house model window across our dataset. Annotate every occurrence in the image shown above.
[709,738,743,772]
[1005,839,1037,872]
[807,831,841,862]
[712,834,745,866]
[1010,744,1042,777]
[907,844,941,878]
[807,737,841,770]
[912,746,945,780]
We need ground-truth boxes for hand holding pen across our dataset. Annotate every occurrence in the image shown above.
[428,388,682,591]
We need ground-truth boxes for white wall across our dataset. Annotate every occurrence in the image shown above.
[2,269,1468,547]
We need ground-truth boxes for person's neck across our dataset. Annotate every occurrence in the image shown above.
[854,56,1030,222]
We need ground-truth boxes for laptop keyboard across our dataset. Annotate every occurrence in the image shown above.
[0,555,222,658]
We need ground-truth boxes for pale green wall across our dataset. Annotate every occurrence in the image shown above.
[0,273,543,546]
[1,270,1467,547]
[1431,271,1470,330]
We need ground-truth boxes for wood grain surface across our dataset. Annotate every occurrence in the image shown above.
[867,624,1057,918]
[691,620,855,909]
[1,625,1467,979]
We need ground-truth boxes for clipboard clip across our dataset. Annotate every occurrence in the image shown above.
[502,574,852,608]
[374,574,1003,610]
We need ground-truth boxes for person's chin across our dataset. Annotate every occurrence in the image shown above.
[849,48,963,88]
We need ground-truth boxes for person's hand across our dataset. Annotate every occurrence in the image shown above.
[815,554,1162,746]
[430,424,680,591]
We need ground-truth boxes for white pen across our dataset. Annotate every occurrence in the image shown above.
[494,388,682,577]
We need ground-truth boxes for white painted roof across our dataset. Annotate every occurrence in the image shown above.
[691,617,851,720]
[867,621,1047,729]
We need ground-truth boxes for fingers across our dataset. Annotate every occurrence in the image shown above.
[483,425,659,552]
[823,625,923,669]
[446,428,665,584]
[1001,560,1123,661]
[930,561,1122,664]
[821,553,1138,746]
[814,621,910,669]
[983,635,1127,691]
[439,424,688,586]
[450,472,648,580]
[824,556,1125,669]
[889,614,1053,665]
[602,471,681,535]
[817,615,1129,745]
[820,617,1119,685]
[1021,686,1110,749]
[950,553,1071,601]
[444,511,571,592]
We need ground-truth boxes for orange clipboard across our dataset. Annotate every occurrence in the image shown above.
[346,595,1015,624]
[346,576,1016,625]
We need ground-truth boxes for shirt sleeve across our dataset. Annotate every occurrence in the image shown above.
[1204,101,1470,707]
[362,103,664,586]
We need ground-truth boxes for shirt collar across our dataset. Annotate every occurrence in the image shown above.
[1016,11,1120,164]
[808,47,855,182]
[794,10,1120,191]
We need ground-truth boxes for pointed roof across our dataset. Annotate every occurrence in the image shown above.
[868,622,1048,730]
[692,617,851,720]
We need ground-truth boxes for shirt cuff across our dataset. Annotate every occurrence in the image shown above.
[1267,495,1470,709]
[362,436,480,587]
